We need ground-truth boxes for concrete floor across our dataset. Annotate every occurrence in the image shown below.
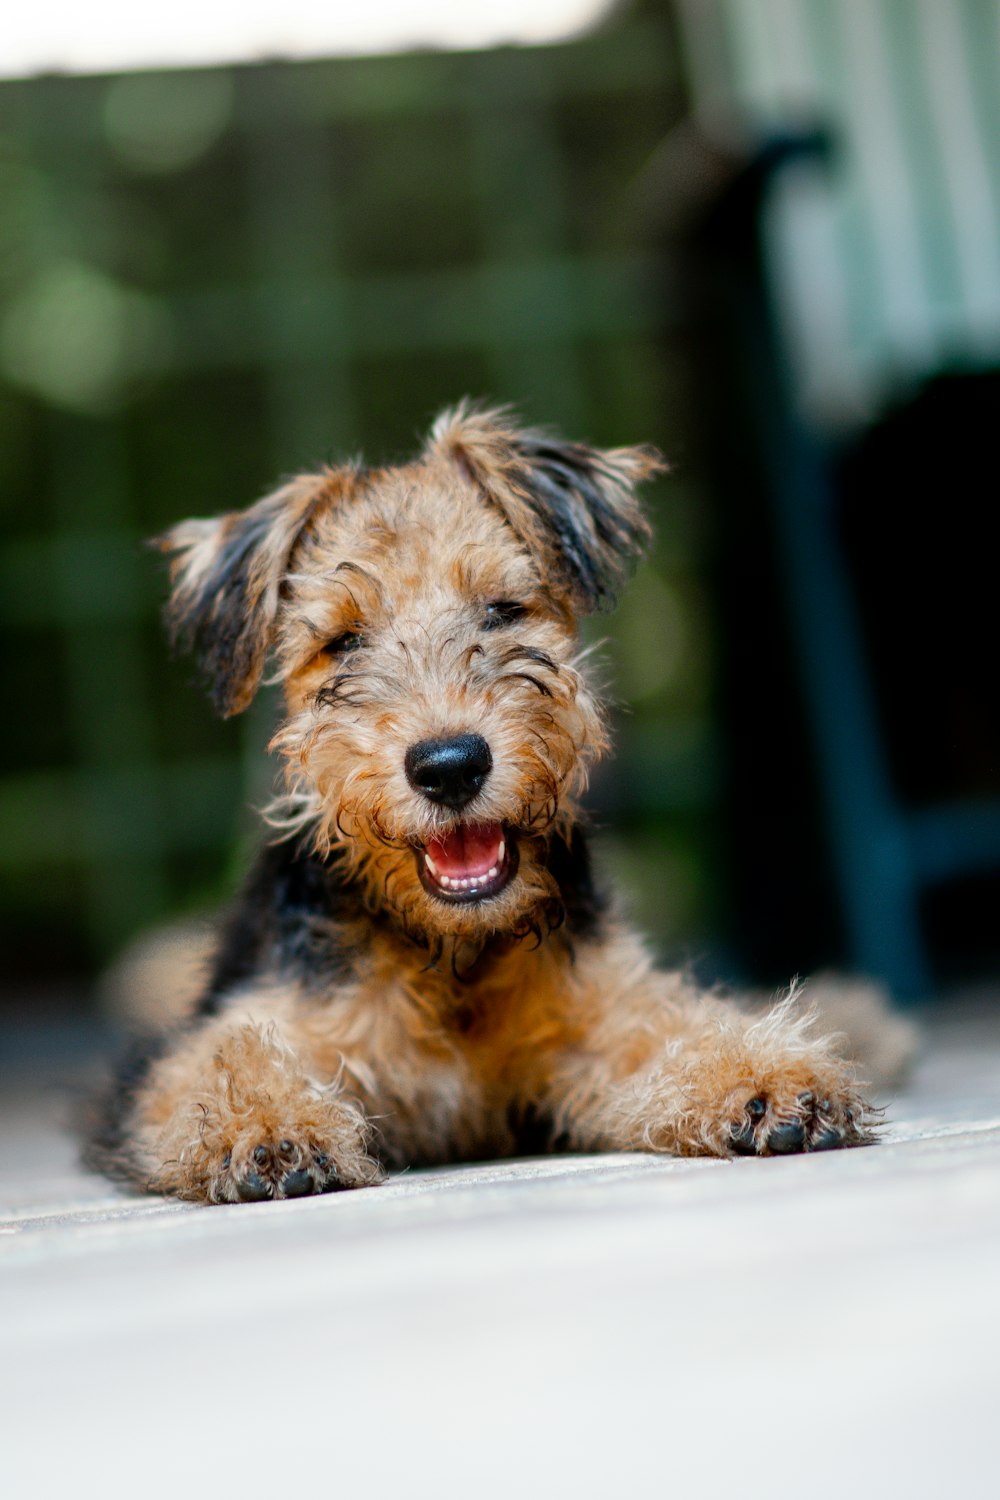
[2,1002,999,1500]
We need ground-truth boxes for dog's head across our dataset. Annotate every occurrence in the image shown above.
[157,404,664,942]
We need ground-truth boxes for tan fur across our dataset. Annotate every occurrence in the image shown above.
[97,405,886,1205]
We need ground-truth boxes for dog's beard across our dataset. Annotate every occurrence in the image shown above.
[352,827,566,949]
[266,751,583,948]
[266,797,572,945]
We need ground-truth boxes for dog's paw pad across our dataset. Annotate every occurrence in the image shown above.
[235,1169,273,1202]
[279,1169,315,1198]
[766,1119,807,1154]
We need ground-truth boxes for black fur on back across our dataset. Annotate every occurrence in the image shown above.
[199,839,366,1015]
[81,1028,171,1184]
[545,822,608,941]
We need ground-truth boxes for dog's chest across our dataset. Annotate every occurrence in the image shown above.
[416,944,589,1100]
[316,935,591,1160]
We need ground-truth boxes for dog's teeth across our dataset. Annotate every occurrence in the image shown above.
[497,840,505,862]
[427,855,506,895]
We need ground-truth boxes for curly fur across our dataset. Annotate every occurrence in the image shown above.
[87,404,887,1205]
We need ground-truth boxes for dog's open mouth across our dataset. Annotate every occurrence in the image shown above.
[417,822,516,903]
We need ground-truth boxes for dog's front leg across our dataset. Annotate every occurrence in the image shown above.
[544,946,878,1159]
[119,1009,384,1203]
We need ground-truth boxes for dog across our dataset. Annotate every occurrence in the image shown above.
[87,403,883,1204]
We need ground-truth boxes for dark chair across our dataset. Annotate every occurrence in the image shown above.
[674,130,1000,1001]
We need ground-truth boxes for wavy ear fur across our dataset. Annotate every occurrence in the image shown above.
[427,402,666,611]
[154,471,343,717]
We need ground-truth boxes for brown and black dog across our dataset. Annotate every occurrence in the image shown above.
[88,404,882,1204]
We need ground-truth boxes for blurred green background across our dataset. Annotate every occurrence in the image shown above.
[4,0,1000,1016]
[0,4,723,1006]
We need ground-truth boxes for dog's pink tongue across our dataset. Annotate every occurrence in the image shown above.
[426,823,504,879]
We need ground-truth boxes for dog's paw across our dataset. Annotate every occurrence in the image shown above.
[654,1010,880,1158]
[134,1022,386,1204]
[149,1082,385,1205]
[205,1103,385,1203]
[695,1036,880,1158]
[210,1126,379,1202]
[726,1080,873,1157]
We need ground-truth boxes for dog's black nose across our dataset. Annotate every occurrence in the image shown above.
[404,734,493,808]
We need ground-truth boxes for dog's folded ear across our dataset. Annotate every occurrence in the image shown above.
[153,472,340,717]
[427,402,666,612]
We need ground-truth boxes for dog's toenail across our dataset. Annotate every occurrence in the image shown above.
[279,1139,294,1156]
[281,1170,313,1197]
[221,1151,231,1169]
[818,1098,831,1113]
[797,1091,815,1109]
[253,1145,270,1167]
[314,1151,328,1167]
[730,1121,759,1155]
[236,1171,273,1202]
[767,1121,806,1154]
[746,1097,766,1121]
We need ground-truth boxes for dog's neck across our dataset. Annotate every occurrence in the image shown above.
[202,823,607,1020]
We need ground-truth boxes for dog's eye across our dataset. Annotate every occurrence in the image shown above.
[325,629,363,656]
[483,600,527,631]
